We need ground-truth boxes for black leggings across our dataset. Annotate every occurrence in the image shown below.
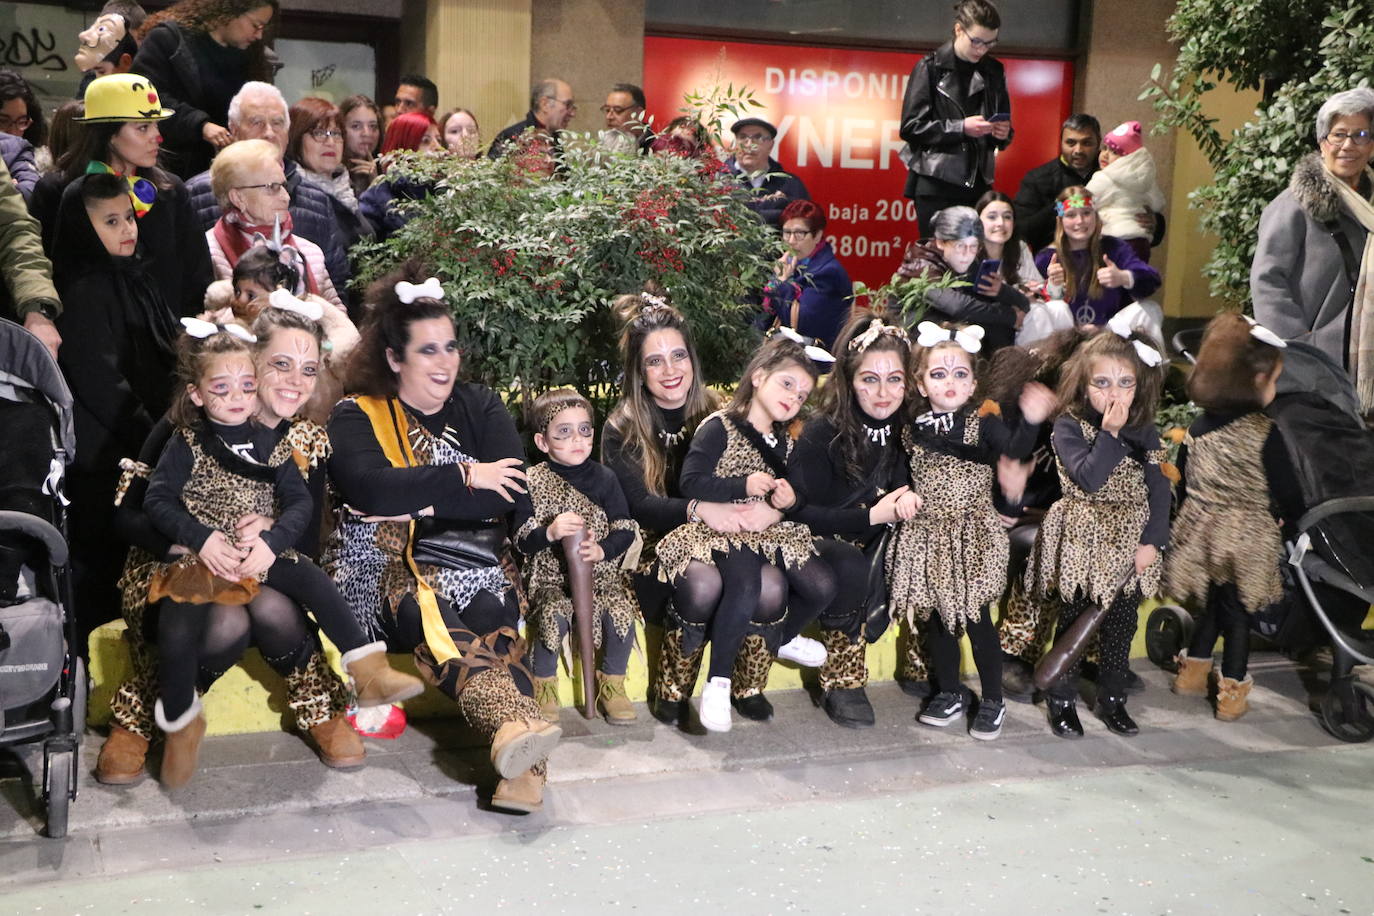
[1188,583,1252,680]
[1049,589,1139,700]
[813,538,870,639]
[927,605,1003,702]
[388,588,532,700]
[530,614,635,678]
[706,549,835,680]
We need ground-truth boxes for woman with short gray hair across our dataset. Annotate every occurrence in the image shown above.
[1252,87,1374,409]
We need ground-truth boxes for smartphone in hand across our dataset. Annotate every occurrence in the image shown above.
[988,113,1011,123]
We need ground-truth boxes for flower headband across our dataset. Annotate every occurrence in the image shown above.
[847,318,910,353]
[396,277,445,304]
[181,316,256,343]
[1105,304,1163,367]
[1054,189,1094,217]
[267,288,323,321]
[916,320,983,354]
[1242,314,1287,349]
[771,324,837,364]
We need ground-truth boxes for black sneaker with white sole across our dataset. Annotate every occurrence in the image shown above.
[969,698,1006,740]
[917,691,965,727]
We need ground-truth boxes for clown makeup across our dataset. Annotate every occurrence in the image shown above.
[917,345,975,413]
[641,328,693,410]
[85,194,137,257]
[108,121,162,172]
[188,352,259,425]
[1085,356,1137,415]
[535,405,595,467]
[853,349,905,421]
[747,360,813,431]
[255,328,320,426]
[1060,206,1097,248]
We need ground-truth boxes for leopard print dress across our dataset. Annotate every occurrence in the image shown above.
[1166,413,1283,612]
[885,413,1008,635]
[1025,416,1164,605]
[654,412,816,582]
[516,462,642,654]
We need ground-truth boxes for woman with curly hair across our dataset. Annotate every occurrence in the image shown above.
[131,0,278,178]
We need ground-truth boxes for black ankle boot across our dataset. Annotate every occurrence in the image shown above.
[1001,655,1037,703]
[822,687,876,728]
[732,692,774,722]
[1046,696,1083,738]
[1095,695,1139,736]
[649,696,688,726]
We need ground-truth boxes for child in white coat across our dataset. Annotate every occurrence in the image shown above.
[1085,121,1166,263]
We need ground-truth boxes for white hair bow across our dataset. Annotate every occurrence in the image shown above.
[775,324,837,364]
[1242,314,1287,349]
[1106,305,1163,367]
[915,320,983,354]
[267,288,324,321]
[181,316,256,343]
[395,277,445,304]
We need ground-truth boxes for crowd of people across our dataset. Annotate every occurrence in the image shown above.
[0,0,1371,816]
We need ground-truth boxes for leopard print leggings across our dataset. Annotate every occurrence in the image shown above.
[819,628,867,691]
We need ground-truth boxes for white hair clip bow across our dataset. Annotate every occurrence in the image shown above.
[267,288,324,321]
[181,316,256,343]
[1106,305,1163,367]
[775,324,837,364]
[1242,314,1287,348]
[395,277,445,304]
[915,320,983,354]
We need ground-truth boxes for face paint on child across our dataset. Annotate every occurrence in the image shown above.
[918,346,975,413]
[752,362,814,425]
[536,405,595,466]
[85,194,137,257]
[1086,356,1137,415]
[188,353,259,424]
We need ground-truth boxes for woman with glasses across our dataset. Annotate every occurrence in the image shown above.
[1253,87,1374,410]
[288,97,374,252]
[894,205,1028,352]
[130,0,279,179]
[898,0,1013,238]
[0,69,47,181]
[763,199,852,351]
[204,138,344,309]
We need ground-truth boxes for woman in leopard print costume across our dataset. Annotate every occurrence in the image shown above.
[96,306,368,787]
[1023,317,1170,738]
[325,265,558,814]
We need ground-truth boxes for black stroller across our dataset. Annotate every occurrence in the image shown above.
[0,318,85,837]
[1146,331,1374,742]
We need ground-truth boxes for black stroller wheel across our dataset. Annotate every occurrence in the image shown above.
[43,747,73,839]
[1145,605,1194,671]
[1317,681,1374,743]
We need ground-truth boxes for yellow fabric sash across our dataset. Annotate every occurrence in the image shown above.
[355,395,462,664]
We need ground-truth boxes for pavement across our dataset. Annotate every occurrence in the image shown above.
[1,652,1373,914]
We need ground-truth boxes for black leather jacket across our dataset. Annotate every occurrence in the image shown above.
[899,42,1012,190]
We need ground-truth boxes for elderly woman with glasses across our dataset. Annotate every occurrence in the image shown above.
[1253,87,1374,411]
[205,138,344,309]
[762,199,852,351]
[288,97,374,251]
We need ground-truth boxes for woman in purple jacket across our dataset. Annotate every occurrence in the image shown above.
[763,199,853,351]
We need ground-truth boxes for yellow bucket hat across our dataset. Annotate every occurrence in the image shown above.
[76,73,174,123]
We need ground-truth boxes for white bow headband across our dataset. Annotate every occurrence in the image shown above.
[916,320,983,354]
[181,317,256,343]
[395,277,445,304]
[267,288,324,321]
[1105,304,1163,367]
[1242,314,1287,349]
[775,324,837,364]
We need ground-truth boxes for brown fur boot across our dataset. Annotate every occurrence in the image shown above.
[95,725,149,786]
[533,676,561,724]
[491,768,544,814]
[490,718,562,779]
[596,672,637,724]
[1214,673,1253,721]
[1171,652,1212,697]
[308,714,366,768]
[155,696,206,790]
[342,641,425,708]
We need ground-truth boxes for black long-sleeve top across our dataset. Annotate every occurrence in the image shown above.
[144,420,311,556]
[789,414,909,538]
[514,458,636,560]
[991,412,1061,518]
[1176,411,1303,531]
[601,403,694,536]
[327,384,524,521]
[1052,412,1170,549]
[678,414,805,514]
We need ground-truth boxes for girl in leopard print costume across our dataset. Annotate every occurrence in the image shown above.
[514,388,643,725]
[1023,313,1170,738]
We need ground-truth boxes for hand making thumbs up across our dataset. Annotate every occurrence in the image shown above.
[1097,254,1129,289]
[1045,250,1065,288]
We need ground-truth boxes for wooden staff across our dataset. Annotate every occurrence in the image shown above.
[1033,568,1136,692]
[562,530,597,718]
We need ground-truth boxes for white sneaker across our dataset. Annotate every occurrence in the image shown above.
[778,635,828,668]
[698,676,733,732]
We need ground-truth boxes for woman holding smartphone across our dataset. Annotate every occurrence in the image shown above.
[977,190,1044,297]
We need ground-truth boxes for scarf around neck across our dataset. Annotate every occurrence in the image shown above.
[212,209,320,296]
[1326,165,1374,411]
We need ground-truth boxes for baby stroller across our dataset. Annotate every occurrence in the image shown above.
[1146,330,1374,742]
[0,318,84,837]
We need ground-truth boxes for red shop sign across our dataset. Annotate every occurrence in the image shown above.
[643,35,1074,288]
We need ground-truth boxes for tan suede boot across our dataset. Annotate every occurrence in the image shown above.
[1171,652,1212,697]
[532,676,561,724]
[155,697,206,790]
[490,718,562,779]
[95,725,150,786]
[491,768,544,813]
[342,642,425,708]
[596,672,637,725]
[309,714,366,768]
[1214,673,1254,721]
